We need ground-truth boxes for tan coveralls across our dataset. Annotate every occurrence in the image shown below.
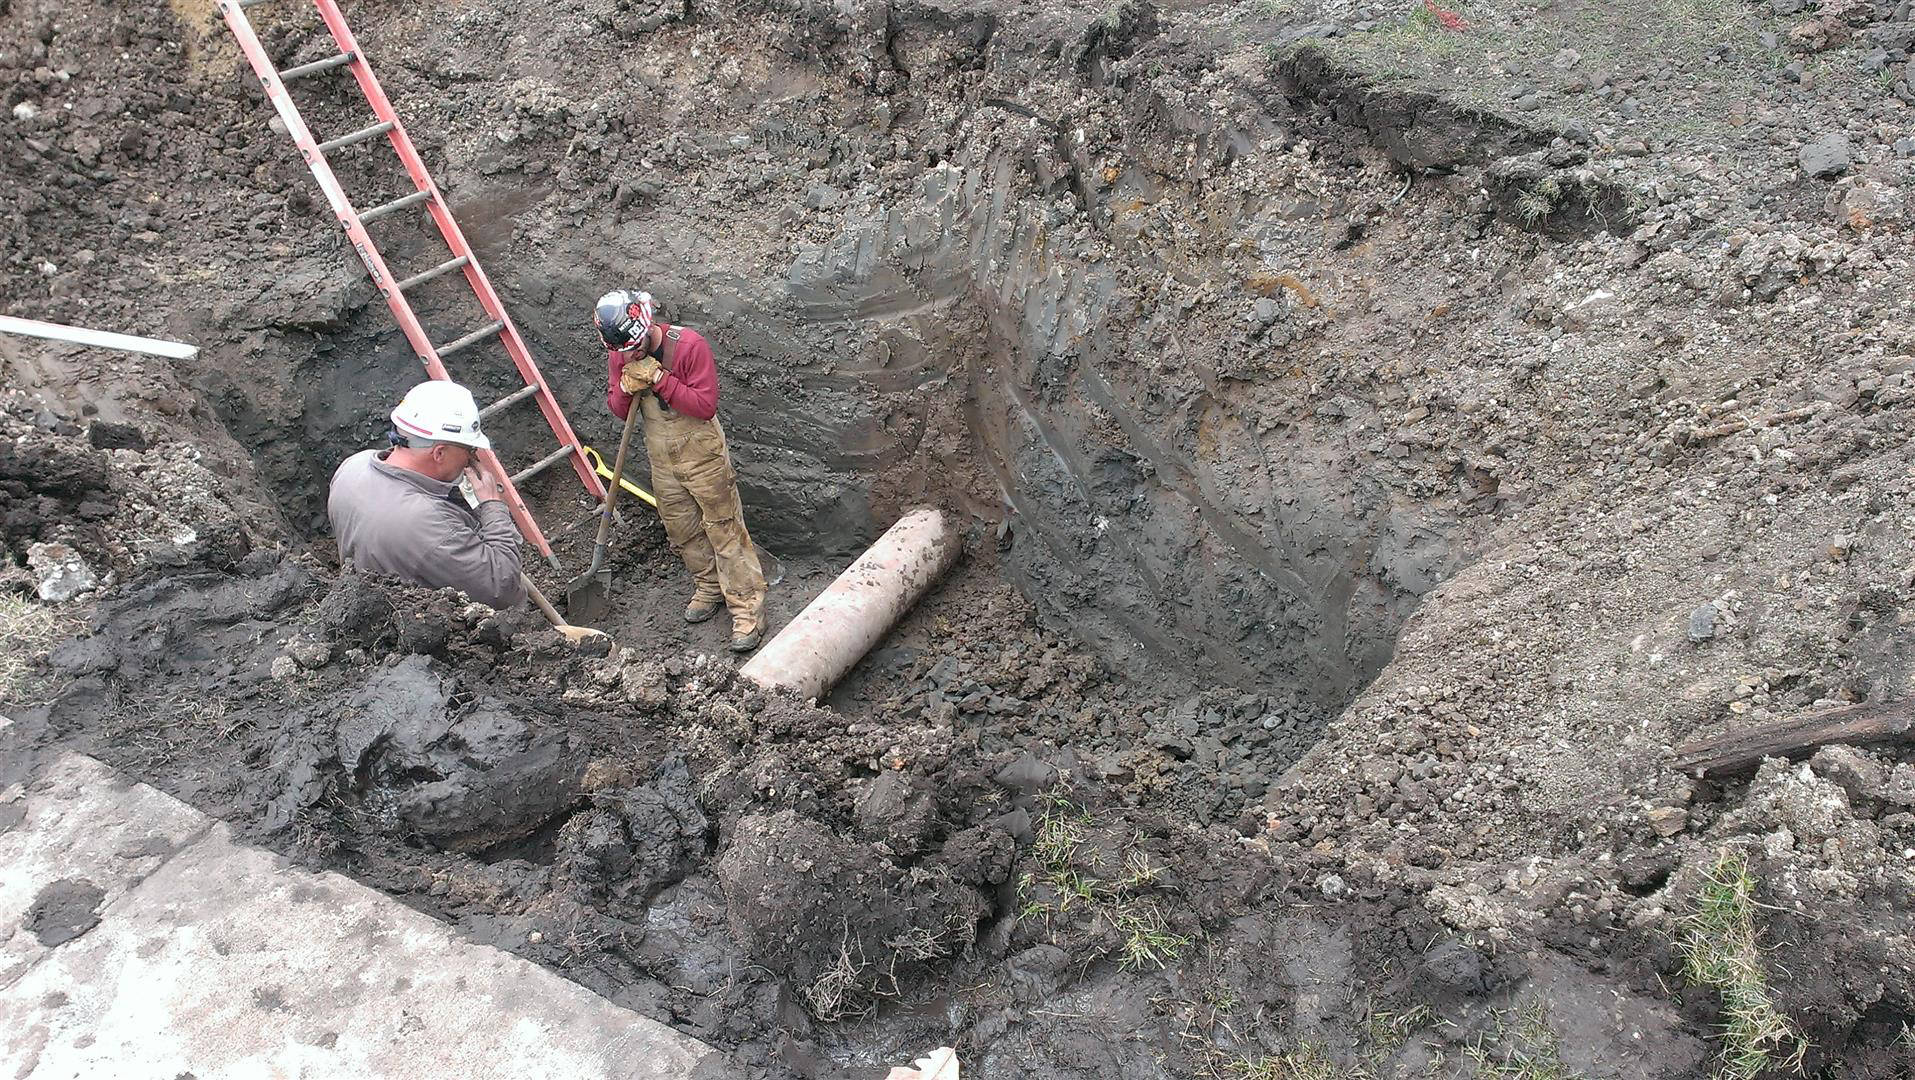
[638,392,766,634]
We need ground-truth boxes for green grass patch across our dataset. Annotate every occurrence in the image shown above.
[1677,851,1808,1080]
[1315,1,1477,75]
[1222,1041,1356,1080]
[1362,1002,1438,1063]
[1017,789,1192,971]
[1464,1002,1587,1079]
[1188,980,1445,1079]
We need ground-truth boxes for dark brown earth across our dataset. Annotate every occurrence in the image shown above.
[6,550,1355,1077]
[8,0,1915,1076]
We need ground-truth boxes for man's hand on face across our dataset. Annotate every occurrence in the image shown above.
[464,465,505,503]
[620,355,663,394]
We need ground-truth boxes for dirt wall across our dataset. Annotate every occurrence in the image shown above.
[4,0,1487,716]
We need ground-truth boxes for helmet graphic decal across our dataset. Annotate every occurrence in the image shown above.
[594,289,655,349]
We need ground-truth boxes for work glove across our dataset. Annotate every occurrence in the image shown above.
[620,355,662,394]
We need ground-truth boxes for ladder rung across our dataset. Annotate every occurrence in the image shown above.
[510,444,577,486]
[238,0,274,7]
[317,120,395,154]
[360,189,432,224]
[395,255,471,293]
[437,320,505,359]
[280,51,356,81]
[480,383,541,420]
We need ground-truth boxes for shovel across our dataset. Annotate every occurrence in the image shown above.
[566,396,643,625]
[580,443,786,588]
[522,574,609,648]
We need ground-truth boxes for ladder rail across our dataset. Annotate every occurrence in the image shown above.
[310,0,607,507]
[215,0,561,567]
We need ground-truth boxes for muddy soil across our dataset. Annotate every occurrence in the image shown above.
[5,552,1351,1075]
[8,0,1915,1076]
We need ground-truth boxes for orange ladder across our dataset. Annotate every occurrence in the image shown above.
[215,0,607,568]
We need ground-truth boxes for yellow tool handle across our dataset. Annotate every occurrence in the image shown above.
[582,445,658,508]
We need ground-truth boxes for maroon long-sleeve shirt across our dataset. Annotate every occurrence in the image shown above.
[606,323,719,421]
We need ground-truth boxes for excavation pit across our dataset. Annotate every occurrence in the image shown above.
[4,218,1426,1073]
[8,0,1915,1075]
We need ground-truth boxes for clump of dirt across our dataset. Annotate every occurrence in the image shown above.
[304,653,588,852]
[554,754,710,905]
[0,388,284,607]
[0,426,115,564]
[23,878,106,947]
[0,558,1692,1076]
[717,809,991,1019]
[863,575,1324,825]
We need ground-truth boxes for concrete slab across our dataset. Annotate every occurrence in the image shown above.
[0,754,212,989]
[1,753,719,1079]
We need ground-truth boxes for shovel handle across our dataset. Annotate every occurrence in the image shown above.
[522,574,567,627]
[523,574,608,644]
[588,396,644,572]
[522,574,570,628]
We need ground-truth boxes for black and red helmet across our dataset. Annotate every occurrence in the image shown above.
[594,289,654,349]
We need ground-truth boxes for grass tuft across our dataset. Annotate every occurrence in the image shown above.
[1465,1002,1586,1079]
[1677,851,1808,1080]
[1514,189,1555,226]
[1223,1041,1352,1080]
[1188,979,1445,1080]
[0,593,78,704]
[1017,788,1192,970]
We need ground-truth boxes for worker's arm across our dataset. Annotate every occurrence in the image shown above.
[606,349,636,420]
[429,500,527,609]
[653,335,718,420]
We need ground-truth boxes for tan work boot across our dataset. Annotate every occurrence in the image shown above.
[684,595,723,624]
[728,613,763,653]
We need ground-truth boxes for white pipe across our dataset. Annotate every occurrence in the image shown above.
[0,315,200,360]
[741,508,961,702]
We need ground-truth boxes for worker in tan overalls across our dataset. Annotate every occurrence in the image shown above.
[596,289,767,652]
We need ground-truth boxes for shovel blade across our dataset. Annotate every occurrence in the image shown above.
[555,624,613,653]
[565,569,612,626]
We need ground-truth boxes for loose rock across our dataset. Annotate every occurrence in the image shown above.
[1800,133,1852,178]
[27,542,97,603]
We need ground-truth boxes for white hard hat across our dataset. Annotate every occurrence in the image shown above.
[390,380,491,451]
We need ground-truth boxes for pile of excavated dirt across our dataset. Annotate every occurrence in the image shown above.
[9,557,1398,1077]
[9,0,1915,1075]
[0,389,282,603]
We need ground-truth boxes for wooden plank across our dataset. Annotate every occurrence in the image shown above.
[0,316,199,360]
[1674,702,1915,777]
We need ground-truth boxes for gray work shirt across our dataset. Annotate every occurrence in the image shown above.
[327,448,526,609]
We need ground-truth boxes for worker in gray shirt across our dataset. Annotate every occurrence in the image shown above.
[327,380,526,609]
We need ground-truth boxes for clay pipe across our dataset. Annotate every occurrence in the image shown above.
[740,508,960,701]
